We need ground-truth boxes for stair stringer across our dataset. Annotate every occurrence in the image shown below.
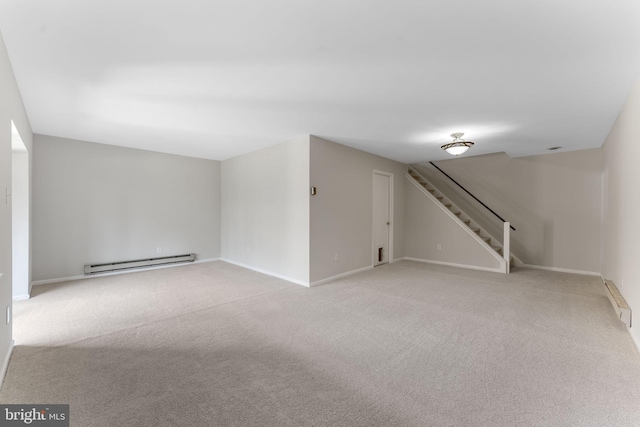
[407,166,523,268]
[405,172,507,273]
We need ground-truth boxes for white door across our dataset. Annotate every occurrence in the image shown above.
[373,172,391,266]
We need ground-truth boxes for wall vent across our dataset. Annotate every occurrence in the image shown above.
[84,253,196,275]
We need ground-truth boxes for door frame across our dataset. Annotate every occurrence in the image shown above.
[372,170,394,266]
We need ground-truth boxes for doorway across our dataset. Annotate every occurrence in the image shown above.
[373,170,393,266]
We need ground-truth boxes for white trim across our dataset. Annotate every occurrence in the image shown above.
[32,275,86,286]
[220,258,309,287]
[31,258,221,287]
[0,340,14,390]
[309,265,374,287]
[373,170,394,266]
[520,264,601,276]
[12,294,30,301]
[403,257,504,274]
[192,258,219,265]
[405,172,507,271]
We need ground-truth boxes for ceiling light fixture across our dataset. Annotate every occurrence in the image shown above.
[441,132,474,156]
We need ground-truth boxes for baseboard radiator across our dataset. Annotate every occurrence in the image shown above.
[84,253,196,275]
[604,279,632,328]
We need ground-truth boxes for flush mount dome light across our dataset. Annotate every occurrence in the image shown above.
[441,132,474,156]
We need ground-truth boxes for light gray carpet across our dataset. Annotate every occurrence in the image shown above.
[2,261,640,426]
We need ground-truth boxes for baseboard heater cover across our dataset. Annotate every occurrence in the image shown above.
[604,280,632,328]
[84,253,196,275]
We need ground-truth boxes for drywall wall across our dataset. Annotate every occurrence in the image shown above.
[602,78,640,347]
[309,136,406,284]
[404,178,502,271]
[0,30,33,383]
[11,150,29,299]
[32,135,221,281]
[221,137,310,285]
[414,148,602,273]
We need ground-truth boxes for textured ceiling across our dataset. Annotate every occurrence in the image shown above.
[1,0,639,162]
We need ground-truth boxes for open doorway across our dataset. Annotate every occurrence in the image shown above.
[11,121,29,300]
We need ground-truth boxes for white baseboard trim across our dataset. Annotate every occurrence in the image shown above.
[31,257,221,287]
[193,258,220,265]
[309,265,374,287]
[402,257,504,274]
[0,340,15,390]
[32,275,85,286]
[219,259,310,287]
[520,264,601,276]
[12,294,30,301]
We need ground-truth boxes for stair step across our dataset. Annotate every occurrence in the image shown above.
[444,204,452,208]
[436,196,443,200]
[472,228,481,233]
[482,237,491,243]
[463,220,471,225]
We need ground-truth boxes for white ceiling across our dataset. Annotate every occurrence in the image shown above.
[1,0,639,163]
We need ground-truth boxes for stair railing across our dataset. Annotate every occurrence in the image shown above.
[429,162,516,231]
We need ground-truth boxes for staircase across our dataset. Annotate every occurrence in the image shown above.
[406,165,519,270]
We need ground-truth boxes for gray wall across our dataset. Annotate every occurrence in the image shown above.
[309,136,406,283]
[0,30,34,380]
[221,137,310,285]
[33,135,221,281]
[602,78,640,347]
[415,149,603,273]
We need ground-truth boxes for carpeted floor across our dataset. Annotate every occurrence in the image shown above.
[1,260,639,426]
